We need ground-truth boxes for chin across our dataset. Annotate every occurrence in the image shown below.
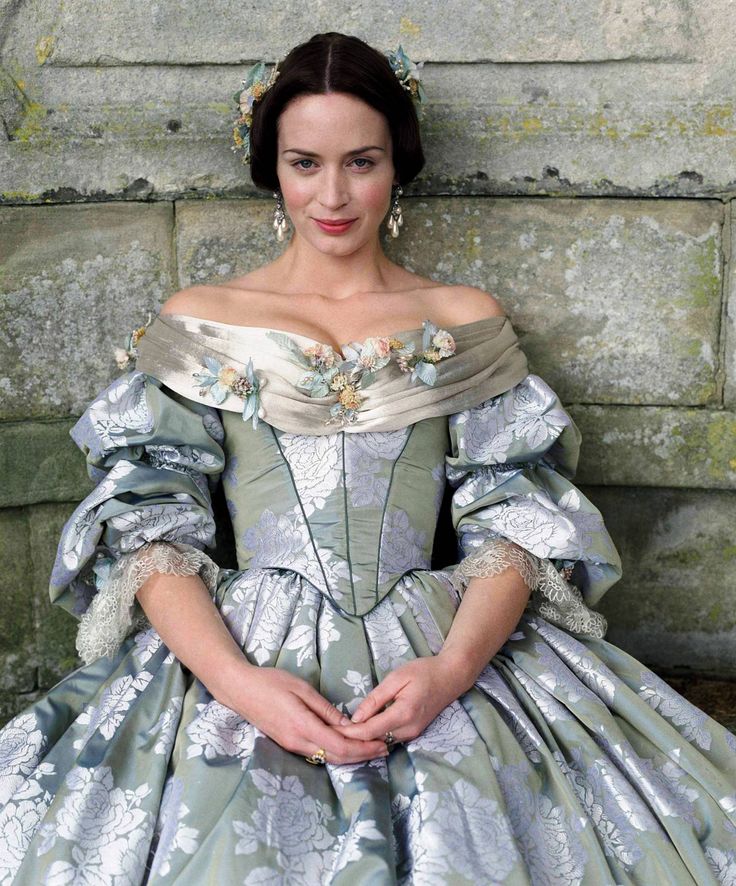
[309,231,376,252]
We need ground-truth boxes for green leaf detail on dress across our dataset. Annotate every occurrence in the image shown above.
[192,355,262,428]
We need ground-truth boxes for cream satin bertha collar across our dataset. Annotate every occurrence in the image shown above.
[134,312,529,435]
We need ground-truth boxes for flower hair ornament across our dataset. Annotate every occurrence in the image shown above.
[231,45,426,242]
[231,60,282,168]
[231,45,425,166]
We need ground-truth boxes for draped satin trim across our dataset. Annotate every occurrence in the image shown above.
[135,312,530,434]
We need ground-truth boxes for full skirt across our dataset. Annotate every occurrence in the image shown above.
[2,565,736,885]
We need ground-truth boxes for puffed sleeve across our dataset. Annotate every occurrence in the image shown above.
[49,369,227,664]
[444,372,622,638]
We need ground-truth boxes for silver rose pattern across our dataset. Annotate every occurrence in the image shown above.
[0,366,734,883]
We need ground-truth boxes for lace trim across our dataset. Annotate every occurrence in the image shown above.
[450,538,540,595]
[76,541,220,665]
[530,558,607,638]
[449,537,607,639]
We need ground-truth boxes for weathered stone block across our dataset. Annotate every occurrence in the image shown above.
[0,508,35,693]
[24,1,695,66]
[571,405,736,490]
[175,196,723,407]
[724,199,736,409]
[175,199,285,288]
[4,78,736,201]
[28,503,81,686]
[0,202,174,419]
[591,485,736,676]
[0,419,93,508]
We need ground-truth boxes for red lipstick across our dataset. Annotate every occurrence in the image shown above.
[313,217,357,234]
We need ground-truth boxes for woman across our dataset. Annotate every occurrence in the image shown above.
[2,31,735,885]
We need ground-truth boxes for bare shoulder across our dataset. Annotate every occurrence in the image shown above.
[159,284,259,321]
[160,285,218,318]
[430,284,507,326]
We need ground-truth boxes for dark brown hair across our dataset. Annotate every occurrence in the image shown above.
[248,32,425,192]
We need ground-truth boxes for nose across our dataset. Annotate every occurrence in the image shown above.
[318,167,349,210]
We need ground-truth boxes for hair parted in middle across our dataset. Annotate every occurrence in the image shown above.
[248,32,426,193]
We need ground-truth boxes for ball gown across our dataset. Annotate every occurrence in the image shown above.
[1,311,735,885]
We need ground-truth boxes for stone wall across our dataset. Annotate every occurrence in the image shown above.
[2,3,736,724]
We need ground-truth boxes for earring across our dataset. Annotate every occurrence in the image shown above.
[273,189,289,242]
[387,184,404,238]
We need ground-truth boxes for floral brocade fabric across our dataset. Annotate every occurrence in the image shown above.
[2,319,736,884]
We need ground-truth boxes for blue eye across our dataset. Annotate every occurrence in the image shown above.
[291,157,375,171]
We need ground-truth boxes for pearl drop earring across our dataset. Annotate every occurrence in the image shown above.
[387,184,404,238]
[273,189,289,242]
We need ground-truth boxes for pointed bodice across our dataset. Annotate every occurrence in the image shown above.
[221,409,449,616]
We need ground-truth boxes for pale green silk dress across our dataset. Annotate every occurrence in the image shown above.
[1,312,735,885]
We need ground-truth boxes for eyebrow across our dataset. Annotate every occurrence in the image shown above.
[281,145,386,157]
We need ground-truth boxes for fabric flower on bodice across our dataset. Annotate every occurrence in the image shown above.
[192,355,262,427]
[116,315,455,430]
[396,321,457,385]
[268,319,457,427]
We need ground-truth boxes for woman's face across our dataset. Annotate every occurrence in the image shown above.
[275,92,397,252]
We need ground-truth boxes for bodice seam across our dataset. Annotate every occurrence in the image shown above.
[268,425,337,607]
[340,431,357,614]
[374,424,418,604]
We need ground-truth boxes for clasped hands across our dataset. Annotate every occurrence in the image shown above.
[334,652,475,750]
[232,651,477,766]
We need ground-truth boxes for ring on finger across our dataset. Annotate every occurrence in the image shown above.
[383,730,397,747]
[305,747,327,765]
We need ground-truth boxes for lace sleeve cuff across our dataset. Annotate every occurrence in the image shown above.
[449,538,540,596]
[75,541,220,665]
[448,537,608,639]
[531,558,608,638]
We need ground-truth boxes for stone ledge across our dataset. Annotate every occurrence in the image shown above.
[2,65,736,199]
[32,2,695,66]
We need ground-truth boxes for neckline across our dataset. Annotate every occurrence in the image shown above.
[161,312,507,361]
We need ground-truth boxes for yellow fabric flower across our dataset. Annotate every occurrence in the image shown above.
[330,372,349,391]
[338,386,361,410]
[218,366,238,387]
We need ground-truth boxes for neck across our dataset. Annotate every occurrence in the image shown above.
[272,228,397,300]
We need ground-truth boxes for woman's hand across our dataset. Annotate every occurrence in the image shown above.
[331,563,532,748]
[220,663,391,765]
[136,572,388,765]
[334,654,476,745]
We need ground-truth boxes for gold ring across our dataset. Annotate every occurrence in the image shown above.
[305,747,327,765]
[384,731,396,746]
